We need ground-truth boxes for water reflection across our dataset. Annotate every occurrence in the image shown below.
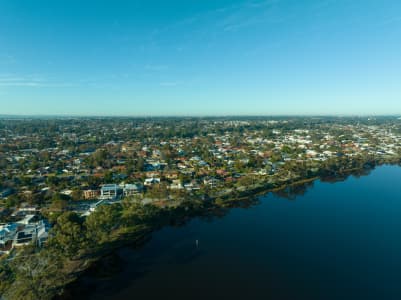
[64,165,401,300]
[273,167,375,200]
[272,181,314,200]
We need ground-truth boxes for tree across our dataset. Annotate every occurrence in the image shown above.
[5,194,19,208]
[135,157,145,172]
[5,250,67,300]
[0,260,14,296]
[71,189,83,201]
[50,198,68,212]
[93,149,108,167]
[49,212,88,259]
[85,204,123,244]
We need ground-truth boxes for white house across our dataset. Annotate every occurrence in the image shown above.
[18,214,36,225]
[123,184,143,196]
[144,178,161,186]
[36,220,50,247]
[100,184,122,200]
[13,225,36,247]
[169,179,183,190]
[0,223,18,247]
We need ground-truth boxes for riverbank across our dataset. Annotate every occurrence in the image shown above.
[71,165,401,300]
[1,155,400,300]
[59,158,401,299]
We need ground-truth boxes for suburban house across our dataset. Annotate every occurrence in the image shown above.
[14,225,37,247]
[84,189,100,200]
[165,172,179,179]
[123,184,143,196]
[203,177,221,188]
[144,178,161,186]
[13,221,50,248]
[169,179,183,190]
[184,181,201,191]
[100,184,123,200]
[0,223,18,251]
[36,220,50,247]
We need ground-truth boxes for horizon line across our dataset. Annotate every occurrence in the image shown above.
[0,113,401,119]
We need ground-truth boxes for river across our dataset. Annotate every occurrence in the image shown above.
[77,165,401,300]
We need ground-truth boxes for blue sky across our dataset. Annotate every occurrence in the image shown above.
[0,0,401,116]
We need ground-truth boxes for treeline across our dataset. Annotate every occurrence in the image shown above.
[0,200,185,300]
[0,191,223,300]
[1,152,401,299]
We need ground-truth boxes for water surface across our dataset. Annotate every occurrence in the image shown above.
[87,166,401,300]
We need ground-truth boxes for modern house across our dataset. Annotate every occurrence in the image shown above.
[12,220,50,248]
[13,225,36,247]
[36,220,50,247]
[84,189,100,200]
[0,223,18,248]
[123,184,143,196]
[100,184,122,200]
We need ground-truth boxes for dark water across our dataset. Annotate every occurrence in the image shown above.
[87,166,401,300]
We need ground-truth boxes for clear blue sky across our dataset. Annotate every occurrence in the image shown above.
[0,0,401,116]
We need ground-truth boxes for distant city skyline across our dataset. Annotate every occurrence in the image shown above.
[1,0,401,115]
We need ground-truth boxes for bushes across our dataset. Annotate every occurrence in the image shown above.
[5,250,67,300]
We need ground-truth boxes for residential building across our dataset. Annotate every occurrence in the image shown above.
[123,184,143,196]
[0,223,18,248]
[169,179,183,189]
[13,225,36,247]
[144,178,161,186]
[100,184,122,200]
[84,189,100,200]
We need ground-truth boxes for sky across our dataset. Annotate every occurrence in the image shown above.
[0,0,401,116]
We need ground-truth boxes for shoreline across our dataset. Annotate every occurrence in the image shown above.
[1,156,400,299]
[58,160,400,299]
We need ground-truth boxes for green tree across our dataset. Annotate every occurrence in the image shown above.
[50,198,68,212]
[5,250,67,300]
[85,204,123,244]
[0,260,14,296]
[71,189,83,201]
[49,212,88,259]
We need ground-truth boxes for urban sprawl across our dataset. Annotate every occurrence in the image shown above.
[1,117,401,255]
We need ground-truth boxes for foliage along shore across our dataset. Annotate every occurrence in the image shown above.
[1,155,401,300]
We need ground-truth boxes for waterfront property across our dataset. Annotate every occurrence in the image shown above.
[1,117,401,299]
[123,184,143,196]
[84,189,100,200]
[0,223,18,252]
[100,184,123,200]
[0,218,50,253]
[81,166,401,300]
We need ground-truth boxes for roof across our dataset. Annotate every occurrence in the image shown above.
[102,184,118,188]
[144,178,160,183]
[101,184,119,191]
[124,184,141,190]
[18,214,36,225]
[0,223,18,232]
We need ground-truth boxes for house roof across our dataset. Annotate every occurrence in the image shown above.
[124,184,141,190]
[101,184,119,191]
